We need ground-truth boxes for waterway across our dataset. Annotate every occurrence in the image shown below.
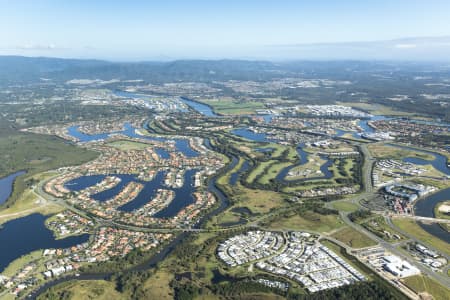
[64,170,198,217]
[0,214,89,273]
[67,122,199,158]
[0,171,26,205]
[179,97,218,117]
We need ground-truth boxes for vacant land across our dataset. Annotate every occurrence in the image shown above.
[268,211,345,233]
[38,280,127,300]
[361,216,405,242]
[402,275,450,300]
[141,270,174,300]
[331,226,377,249]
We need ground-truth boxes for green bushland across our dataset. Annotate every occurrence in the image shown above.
[0,131,98,208]
[361,216,406,242]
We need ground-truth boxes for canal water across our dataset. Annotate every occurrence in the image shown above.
[0,171,26,205]
[64,170,198,218]
[0,214,89,273]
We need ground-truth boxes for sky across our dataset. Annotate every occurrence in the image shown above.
[1,0,450,61]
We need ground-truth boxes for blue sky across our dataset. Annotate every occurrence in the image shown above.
[1,0,450,60]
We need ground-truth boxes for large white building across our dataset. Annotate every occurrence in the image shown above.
[382,255,420,278]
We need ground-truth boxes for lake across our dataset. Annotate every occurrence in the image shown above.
[0,214,89,273]
[231,128,272,143]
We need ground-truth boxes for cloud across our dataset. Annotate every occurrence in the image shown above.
[17,43,59,50]
[267,36,450,60]
[394,43,417,49]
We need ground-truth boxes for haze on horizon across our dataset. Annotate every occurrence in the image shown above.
[1,0,450,61]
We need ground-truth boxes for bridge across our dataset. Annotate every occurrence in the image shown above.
[391,214,450,224]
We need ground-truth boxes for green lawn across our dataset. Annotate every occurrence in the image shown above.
[331,201,359,212]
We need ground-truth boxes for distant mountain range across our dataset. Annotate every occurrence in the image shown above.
[0,55,448,85]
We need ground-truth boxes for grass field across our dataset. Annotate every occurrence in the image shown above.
[368,143,434,161]
[330,200,359,212]
[331,226,377,249]
[402,275,450,300]
[268,211,345,233]
[392,218,450,256]
[107,139,150,151]
[199,98,265,115]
